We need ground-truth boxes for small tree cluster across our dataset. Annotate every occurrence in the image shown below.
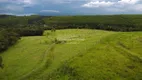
[0,29,20,52]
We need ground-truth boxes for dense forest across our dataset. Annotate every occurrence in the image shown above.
[44,15,142,31]
[1,15,142,32]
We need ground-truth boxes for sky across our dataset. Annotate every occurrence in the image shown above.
[0,0,142,16]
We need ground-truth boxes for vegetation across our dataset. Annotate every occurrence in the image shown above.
[0,15,46,27]
[1,15,142,31]
[0,56,3,69]
[0,14,142,79]
[0,29,20,52]
[15,28,44,36]
[47,31,142,80]
[0,29,141,80]
[44,15,142,31]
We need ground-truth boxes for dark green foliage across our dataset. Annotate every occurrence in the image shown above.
[15,28,44,36]
[28,16,46,25]
[1,14,142,31]
[0,29,20,52]
[0,56,3,69]
[44,15,142,31]
[0,15,50,28]
[0,15,46,36]
[51,25,56,32]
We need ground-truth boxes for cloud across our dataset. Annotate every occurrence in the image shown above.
[118,0,140,5]
[1,0,142,15]
[6,5,24,11]
[0,0,37,14]
[0,5,24,13]
[0,12,36,16]
[82,0,142,12]
[0,0,37,7]
[0,0,9,3]
[43,0,72,4]
[23,0,33,4]
[40,10,60,13]
[82,1,114,8]
[16,13,37,16]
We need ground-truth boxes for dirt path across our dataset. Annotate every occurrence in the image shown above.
[20,43,56,80]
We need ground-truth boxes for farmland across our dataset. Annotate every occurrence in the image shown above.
[0,29,142,80]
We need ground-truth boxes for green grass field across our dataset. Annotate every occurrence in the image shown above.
[0,29,142,80]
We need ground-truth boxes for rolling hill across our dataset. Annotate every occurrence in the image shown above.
[0,29,142,80]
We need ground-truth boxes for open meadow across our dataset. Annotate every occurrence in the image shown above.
[0,29,142,80]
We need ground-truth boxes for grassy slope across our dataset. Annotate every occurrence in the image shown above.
[0,36,50,80]
[0,29,142,80]
[48,31,142,80]
[21,29,113,80]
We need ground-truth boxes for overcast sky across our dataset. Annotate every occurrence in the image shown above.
[0,0,142,15]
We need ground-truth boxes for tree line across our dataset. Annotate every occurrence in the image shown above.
[45,15,142,31]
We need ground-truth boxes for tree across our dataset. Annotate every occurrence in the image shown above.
[51,25,56,32]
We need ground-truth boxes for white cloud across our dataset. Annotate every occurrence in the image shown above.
[16,13,37,16]
[128,4,142,11]
[0,13,36,16]
[1,0,142,15]
[82,0,142,12]
[45,0,72,4]
[118,0,140,5]
[0,0,33,4]
[40,10,60,13]
[82,1,114,8]
[6,5,24,12]
[0,5,24,13]
[23,0,33,4]
[41,0,90,4]
[0,0,36,6]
